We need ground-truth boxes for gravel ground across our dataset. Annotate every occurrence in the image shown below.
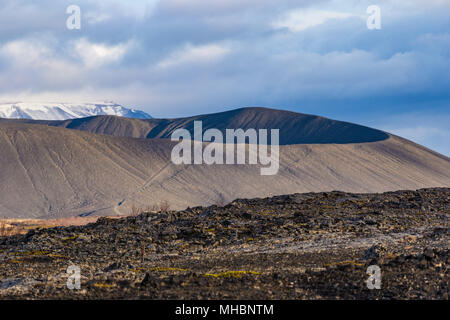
[0,188,448,299]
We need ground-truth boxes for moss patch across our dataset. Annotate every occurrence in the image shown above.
[204,270,260,279]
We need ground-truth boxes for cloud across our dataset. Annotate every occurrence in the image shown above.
[71,38,132,68]
[0,37,83,91]
[373,112,450,156]
[156,43,231,69]
[85,11,113,25]
[272,9,356,32]
[0,39,52,65]
[157,0,317,16]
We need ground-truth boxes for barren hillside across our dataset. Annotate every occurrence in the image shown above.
[0,107,449,218]
[1,107,389,144]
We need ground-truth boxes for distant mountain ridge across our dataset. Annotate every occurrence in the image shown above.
[0,101,152,120]
[1,107,389,144]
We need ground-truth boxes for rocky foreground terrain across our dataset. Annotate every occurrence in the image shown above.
[0,188,448,299]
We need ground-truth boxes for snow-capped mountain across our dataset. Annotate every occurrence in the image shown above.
[0,101,152,120]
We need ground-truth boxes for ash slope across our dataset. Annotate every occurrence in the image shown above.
[0,107,449,218]
[0,124,172,218]
[0,188,448,299]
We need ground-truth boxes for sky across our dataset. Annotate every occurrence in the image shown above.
[0,0,449,156]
